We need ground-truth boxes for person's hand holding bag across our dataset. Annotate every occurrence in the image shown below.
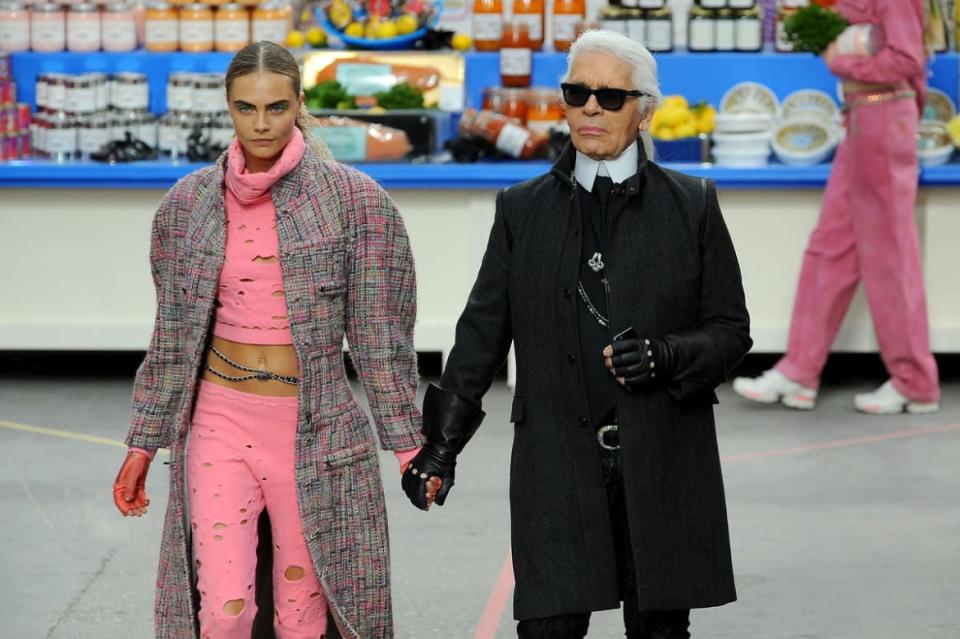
[113,449,154,517]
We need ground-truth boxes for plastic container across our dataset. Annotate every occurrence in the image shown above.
[472,0,502,51]
[67,3,101,52]
[552,0,583,52]
[500,22,532,88]
[31,3,66,52]
[101,2,138,52]
[215,3,249,51]
[179,3,214,52]
[0,1,31,53]
[512,0,544,51]
[145,0,178,52]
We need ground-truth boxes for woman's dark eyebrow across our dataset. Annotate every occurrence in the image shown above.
[231,100,289,108]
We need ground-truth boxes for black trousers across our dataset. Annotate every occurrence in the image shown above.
[516,445,691,639]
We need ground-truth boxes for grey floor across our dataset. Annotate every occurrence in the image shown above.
[1,372,959,639]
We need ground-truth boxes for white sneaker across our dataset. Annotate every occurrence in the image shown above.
[732,369,818,410]
[853,380,940,415]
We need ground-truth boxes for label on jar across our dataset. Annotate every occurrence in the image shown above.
[47,127,77,154]
[688,18,716,50]
[32,17,66,50]
[102,20,137,51]
[167,84,193,112]
[180,18,213,45]
[729,0,754,7]
[66,85,97,113]
[499,47,532,77]
[553,14,580,43]
[47,83,66,111]
[112,82,149,110]
[639,0,665,7]
[514,14,542,42]
[79,126,110,154]
[627,18,646,45]
[700,0,726,7]
[646,20,673,51]
[145,19,178,45]
[735,19,762,50]
[216,18,249,45]
[494,122,531,158]
[473,13,502,41]
[716,18,735,50]
[67,20,101,50]
[0,18,31,52]
[251,18,286,44]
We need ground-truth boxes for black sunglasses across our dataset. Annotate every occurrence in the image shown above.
[561,83,645,111]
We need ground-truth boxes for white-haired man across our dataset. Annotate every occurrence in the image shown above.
[403,31,752,638]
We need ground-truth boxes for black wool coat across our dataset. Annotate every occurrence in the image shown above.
[440,140,753,620]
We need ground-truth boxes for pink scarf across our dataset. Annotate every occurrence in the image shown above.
[225,127,307,204]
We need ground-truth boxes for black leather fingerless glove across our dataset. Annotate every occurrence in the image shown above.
[609,337,676,390]
[402,384,485,510]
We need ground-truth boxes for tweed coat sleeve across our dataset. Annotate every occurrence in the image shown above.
[662,179,752,401]
[125,187,187,450]
[344,179,424,451]
[439,189,513,408]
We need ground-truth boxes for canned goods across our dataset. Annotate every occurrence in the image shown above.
[18,103,31,131]
[1,79,14,105]
[110,72,149,110]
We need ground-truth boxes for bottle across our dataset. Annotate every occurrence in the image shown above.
[625,8,645,47]
[458,107,545,159]
[687,5,716,52]
[552,0,584,52]
[715,8,735,50]
[179,3,214,52]
[734,5,763,51]
[525,88,562,134]
[0,1,31,53]
[101,2,138,52]
[472,0,502,51]
[500,87,528,123]
[645,6,673,52]
[215,3,249,51]
[500,21,532,88]
[67,3,101,52]
[144,0,179,52]
[512,0,544,51]
[599,6,627,35]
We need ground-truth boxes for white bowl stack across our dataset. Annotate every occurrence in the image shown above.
[712,82,780,168]
[771,90,842,166]
[918,88,956,167]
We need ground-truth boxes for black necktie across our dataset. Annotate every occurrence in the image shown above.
[593,175,614,212]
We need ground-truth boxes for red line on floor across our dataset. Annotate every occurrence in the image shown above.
[472,421,960,638]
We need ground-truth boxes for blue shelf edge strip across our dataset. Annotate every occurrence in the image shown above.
[2,159,959,190]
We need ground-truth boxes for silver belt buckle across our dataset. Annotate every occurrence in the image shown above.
[597,424,619,451]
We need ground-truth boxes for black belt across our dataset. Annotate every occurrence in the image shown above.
[596,423,619,451]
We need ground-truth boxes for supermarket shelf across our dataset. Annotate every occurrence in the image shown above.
[3,157,959,190]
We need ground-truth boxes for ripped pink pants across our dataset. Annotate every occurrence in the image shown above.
[187,380,329,639]
[775,94,940,403]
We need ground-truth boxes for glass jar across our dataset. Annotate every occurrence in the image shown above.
[46,111,77,163]
[715,8,735,50]
[110,72,149,110]
[525,87,562,134]
[44,73,68,112]
[159,110,190,158]
[166,71,195,112]
[30,110,48,158]
[0,1,31,53]
[251,0,287,44]
[65,76,97,113]
[137,112,158,148]
[482,87,504,111]
[209,112,234,150]
[512,0,544,51]
[102,2,137,52]
[179,3,213,52]
[625,8,645,46]
[552,0,583,52]
[499,88,528,123]
[645,6,673,52]
[86,72,109,110]
[31,2,66,52]
[35,74,51,111]
[215,3,248,51]
[599,6,627,35]
[687,5,716,52]
[78,113,110,158]
[734,6,763,51]
[66,3,101,51]
[472,0,502,51]
[145,0,179,51]
[500,22,532,88]
[194,73,227,114]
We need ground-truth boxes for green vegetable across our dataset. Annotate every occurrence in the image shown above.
[783,5,849,55]
[305,81,356,110]
[373,82,425,110]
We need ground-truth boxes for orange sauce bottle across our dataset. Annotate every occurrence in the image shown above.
[511,0,543,51]
[500,21,532,87]
[500,88,528,124]
[552,0,584,52]
[472,0,502,51]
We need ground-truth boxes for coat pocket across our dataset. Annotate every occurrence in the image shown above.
[510,396,525,424]
[321,440,376,469]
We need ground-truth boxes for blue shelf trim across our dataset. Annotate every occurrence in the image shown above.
[2,158,958,190]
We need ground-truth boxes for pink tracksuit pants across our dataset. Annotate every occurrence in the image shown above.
[775,94,940,403]
[187,380,329,638]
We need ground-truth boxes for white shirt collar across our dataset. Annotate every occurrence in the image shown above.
[574,142,639,192]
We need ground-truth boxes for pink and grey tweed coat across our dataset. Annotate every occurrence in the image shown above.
[124,145,424,638]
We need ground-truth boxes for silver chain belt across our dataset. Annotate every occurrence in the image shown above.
[204,345,299,385]
[577,281,609,328]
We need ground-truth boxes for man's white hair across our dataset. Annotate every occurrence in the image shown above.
[561,30,661,158]
[562,29,662,113]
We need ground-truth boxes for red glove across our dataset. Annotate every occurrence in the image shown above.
[113,450,151,516]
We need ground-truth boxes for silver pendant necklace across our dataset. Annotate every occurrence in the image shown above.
[588,252,604,272]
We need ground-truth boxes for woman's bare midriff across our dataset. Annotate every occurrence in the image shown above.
[201,336,300,397]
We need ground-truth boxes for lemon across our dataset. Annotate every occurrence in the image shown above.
[375,20,398,39]
[661,95,689,110]
[451,32,472,51]
[947,115,960,146]
[365,19,380,39]
[675,123,697,139]
[344,21,364,37]
[656,106,689,128]
[286,30,305,48]
[395,13,419,35]
[306,26,328,48]
[655,129,677,141]
[327,0,353,29]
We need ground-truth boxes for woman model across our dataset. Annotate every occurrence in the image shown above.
[734,0,940,414]
[112,41,431,639]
